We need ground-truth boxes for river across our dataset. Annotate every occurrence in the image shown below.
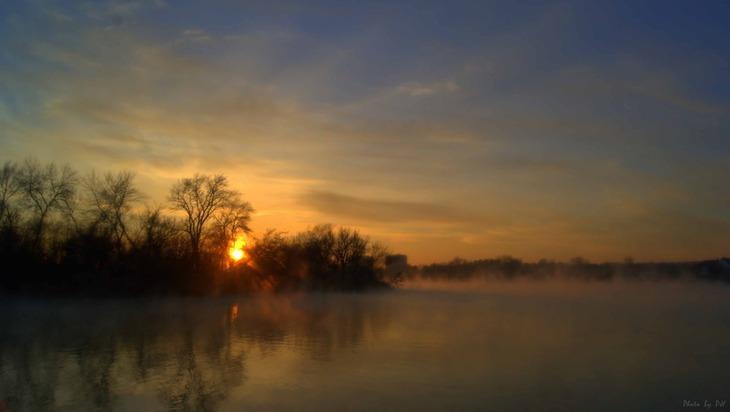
[1,281,728,411]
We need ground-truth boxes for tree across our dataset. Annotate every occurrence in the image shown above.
[168,174,249,259]
[332,227,368,272]
[137,206,179,257]
[84,171,142,253]
[209,197,254,258]
[294,224,335,271]
[17,159,78,249]
[0,161,21,228]
[247,230,295,285]
[368,241,389,272]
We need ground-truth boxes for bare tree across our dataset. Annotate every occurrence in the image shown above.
[332,227,368,272]
[209,198,254,255]
[85,171,142,252]
[249,230,289,268]
[0,161,21,227]
[137,206,179,256]
[295,224,335,269]
[168,174,249,259]
[368,241,390,272]
[17,159,78,248]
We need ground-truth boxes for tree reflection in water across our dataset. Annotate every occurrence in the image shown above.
[0,295,389,411]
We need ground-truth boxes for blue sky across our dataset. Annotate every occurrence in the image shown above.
[1,0,728,262]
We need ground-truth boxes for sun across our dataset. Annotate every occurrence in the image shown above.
[231,248,244,261]
[228,234,247,262]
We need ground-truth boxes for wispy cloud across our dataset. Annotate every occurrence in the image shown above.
[395,80,461,97]
[181,28,212,44]
[301,190,485,225]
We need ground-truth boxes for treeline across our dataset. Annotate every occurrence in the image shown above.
[0,159,392,295]
[415,256,730,283]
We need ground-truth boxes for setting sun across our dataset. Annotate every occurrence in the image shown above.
[228,234,247,262]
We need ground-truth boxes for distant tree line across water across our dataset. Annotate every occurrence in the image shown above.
[412,256,730,283]
[0,159,393,295]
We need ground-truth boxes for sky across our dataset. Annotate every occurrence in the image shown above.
[1,0,728,263]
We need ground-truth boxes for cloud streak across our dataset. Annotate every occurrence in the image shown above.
[301,190,486,225]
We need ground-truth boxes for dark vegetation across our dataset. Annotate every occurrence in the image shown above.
[414,256,730,283]
[1,158,725,296]
[0,159,393,296]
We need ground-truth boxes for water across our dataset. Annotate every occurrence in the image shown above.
[1,281,729,411]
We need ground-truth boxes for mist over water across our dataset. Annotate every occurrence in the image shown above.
[1,280,729,411]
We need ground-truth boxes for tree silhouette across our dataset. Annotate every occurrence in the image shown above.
[168,174,249,261]
[209,197,254,261]
[0,161,21,228]
[0,158,402,295]
[17,159,77,249]
[84,171,142,254]
[136,206,179,258]
[332,227,368,273]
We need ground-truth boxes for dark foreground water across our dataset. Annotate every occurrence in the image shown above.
[1,281,729,411]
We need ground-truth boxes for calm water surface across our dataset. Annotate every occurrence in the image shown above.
[1,281,729,411]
